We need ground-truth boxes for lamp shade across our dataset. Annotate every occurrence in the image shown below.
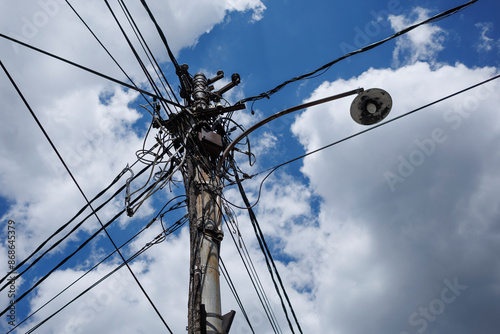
[350,88,392,125]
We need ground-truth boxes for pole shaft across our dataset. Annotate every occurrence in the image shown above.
[186,156,223,334]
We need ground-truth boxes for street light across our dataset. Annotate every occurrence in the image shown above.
[350,88,392,125]
[218,87,393,170]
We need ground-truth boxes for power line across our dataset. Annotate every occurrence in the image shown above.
[0,149,165,291]
[117,0,181,111]
[140,0,193,102]
[24,216,187,334]
[0,61,173,332]
[64,0,153,106]
[104,0,166,105]
[250,72,500,181]
[0,33,182,108]
[220,257,256,334]
[237,0,479,105]
[233,164,303,334]
[10,198,186,333]
[221,202,282,334]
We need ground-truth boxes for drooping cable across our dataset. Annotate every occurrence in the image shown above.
[23,215,187,334]
[104,0,165,106]
[0,173,169,317]
[0,61,173,332]
[232,163,303,334]
[9,197,187,333]
[139,0,193,102]
[139,0,180,71]
[0,149,166,291]
[237,0,479,105]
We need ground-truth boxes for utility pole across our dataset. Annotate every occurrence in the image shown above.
[165,69,241,334]
[159,62,391,334]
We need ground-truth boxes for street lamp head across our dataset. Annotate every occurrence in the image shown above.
[350,88,392,125]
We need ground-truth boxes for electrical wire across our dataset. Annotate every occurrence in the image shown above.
[9,197,186,333]
[248,72,500,181]
[139,0,180,71]
[64,0,152,106]
[0,148,167,291]
[0,61,173,332]
[220,257,256,334]
[23,215,187,334]
[237,0,479,105]
[221,202,282,334]
[117,0,181,111]
[233,163,303,334]
[0,33,182,108]
[104,0,165,106]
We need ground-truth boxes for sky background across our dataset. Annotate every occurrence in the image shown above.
[1,0,500,333]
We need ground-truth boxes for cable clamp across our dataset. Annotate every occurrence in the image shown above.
[124,164,134,217]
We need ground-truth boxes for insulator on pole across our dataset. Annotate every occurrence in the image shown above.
[193,72,208,110]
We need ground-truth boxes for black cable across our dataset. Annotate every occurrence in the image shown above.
[117,0,180,109]
[0,61,173,332]
[139,0,180,71]
[139,0,193,102]
[23,216,187,334]
[0,33,182,108]
[237,0,479,105]
[64,0,152,105]
[220,257,256,334]
[233,164,303,334]
[0,150,165,291]
[251,72,500,180]
[104,0,165,107]
[221,202,282,334]
[9,199,187,333]
[117,0,174,115]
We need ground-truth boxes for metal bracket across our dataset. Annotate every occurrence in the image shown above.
[198,129,223,157]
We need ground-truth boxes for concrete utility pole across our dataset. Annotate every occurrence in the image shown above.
[175,71,240,334]
[158,63,391,333]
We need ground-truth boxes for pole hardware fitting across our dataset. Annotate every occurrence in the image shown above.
[198,128,223,157]
[198,219,224,241]
[207,70,224,86]
[193,72,209,110]
[124,164,134,217]
[201,305,236,334]
[212,73,241,102]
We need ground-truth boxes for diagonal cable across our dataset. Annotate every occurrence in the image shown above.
[237,0,479,105]
[0,60,173,333]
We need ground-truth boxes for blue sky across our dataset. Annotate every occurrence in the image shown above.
[1,0,500,333]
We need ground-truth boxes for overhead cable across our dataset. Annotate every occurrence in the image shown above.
[233,164,303,334]
[221,202,282,334]
[237,0,479,105]
[220,257,256,334]
[23,216,186,334]
[251,72,500,181]
[0,33,182,108]
[0,151,165,291]
[117,0,180,109]
[64,0,152,105]
[0,61,173,332]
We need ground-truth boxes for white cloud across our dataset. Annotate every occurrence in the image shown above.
[389,7,447,67]
[289,61,500,333]
[1,2,499,334]
[0,1,266,332]
[475,22,499,53]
